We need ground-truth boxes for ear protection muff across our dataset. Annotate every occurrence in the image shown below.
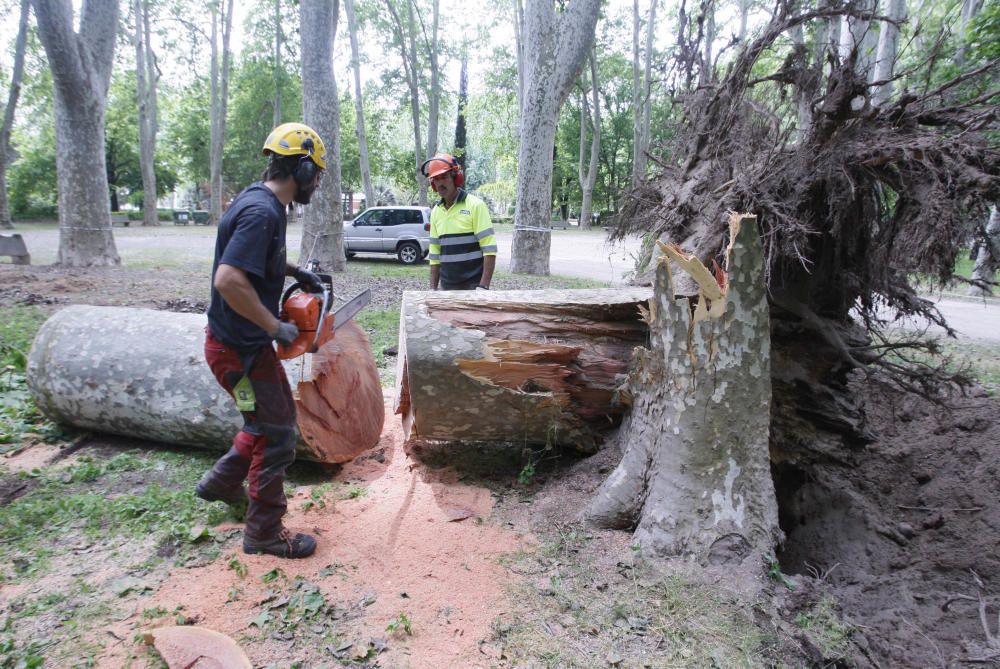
[293,138,319,189]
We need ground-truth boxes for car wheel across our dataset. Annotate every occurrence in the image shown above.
[397,241,421,265]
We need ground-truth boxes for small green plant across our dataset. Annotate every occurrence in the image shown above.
[261,568,285,584]
[301,482,335,511]
[766,555,796,590]
[386,612,412,637]
[517,460,536,486]
[228,555,247,578]
[339,482,367,500]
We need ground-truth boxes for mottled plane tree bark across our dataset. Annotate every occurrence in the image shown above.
[578,49,600,230]
[134,0,160,226]
[344,0,374,207]
[209,0,234,223]
[510,0,601,275]
[299,0,344,271]
[33,0,121,266]
[0,0,30,230]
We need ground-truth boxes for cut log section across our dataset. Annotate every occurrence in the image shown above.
[394,288,652,453]
[26,305,383,463]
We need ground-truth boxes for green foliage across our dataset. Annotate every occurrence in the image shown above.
[385,612,412,637]
[0,448,223,577]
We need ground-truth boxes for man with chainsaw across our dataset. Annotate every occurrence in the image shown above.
[421,153,497,290]
[197,122,327,559]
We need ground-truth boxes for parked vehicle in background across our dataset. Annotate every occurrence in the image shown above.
[343,206,430,265]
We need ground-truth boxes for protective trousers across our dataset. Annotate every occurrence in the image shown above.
[203,328,297,542]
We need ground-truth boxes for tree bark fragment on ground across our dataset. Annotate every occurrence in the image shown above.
[26,306,382,463]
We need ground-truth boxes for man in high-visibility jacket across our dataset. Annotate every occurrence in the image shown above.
[421,153,497,290]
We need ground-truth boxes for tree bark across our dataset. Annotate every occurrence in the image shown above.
[273,0,282,127]
[135,0,160,227]
[872,0,906,107]
[969,205,1000,297]
[300,0,345,271]
[578,49,600,231]
[394,288,652,454]
[383,0,426,207]
[424,0,441,161]
[584,215,780,570]
[0,0,30,230]
[27,306,383,464]
[344,0,374,207]
[33,0,121,267]
[209,0,234,224]
[454,50,468,169]
[510,0,601,276]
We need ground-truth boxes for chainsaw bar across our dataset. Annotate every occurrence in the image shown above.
[331,288,371,330]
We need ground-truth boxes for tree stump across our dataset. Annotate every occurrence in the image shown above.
[394,288,652,455]
[26,305,383,464]
[583,215,780,571]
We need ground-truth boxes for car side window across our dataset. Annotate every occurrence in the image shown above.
[402,210,423,225]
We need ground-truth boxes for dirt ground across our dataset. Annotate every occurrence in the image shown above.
[3,250,1000,668]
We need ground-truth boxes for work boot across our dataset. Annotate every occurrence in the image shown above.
[243,527,317,559]
[195,479,249,519]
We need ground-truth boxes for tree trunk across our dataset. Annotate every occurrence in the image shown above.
[454,50,468,169]
[425,0,441,161]
[702,0,716,84]
[956,0,984,66]
[344,0,374,207]
[384,0,426,207]
[579,49,600,231]
[209,0,234,224]
[273,0,282,127]
[510,0,601,276]
[27,306,383,464]
[0,0,29,230]
[969,205,1000,297]
[640,0,656,169]
[135,0,159,227]
[33,0,121,267]
[300,0,345,272]
[394,288,652,454]
[584,215,780,571]
[631,0,642,187]
[872,0,906,107]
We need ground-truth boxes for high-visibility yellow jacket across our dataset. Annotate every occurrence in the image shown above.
[428,190,497,286]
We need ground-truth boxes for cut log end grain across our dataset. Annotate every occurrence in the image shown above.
[143,626,252,669]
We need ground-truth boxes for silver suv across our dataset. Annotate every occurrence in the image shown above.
[344,206,430,265]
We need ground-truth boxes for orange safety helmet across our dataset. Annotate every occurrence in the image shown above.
[420,153,464,190]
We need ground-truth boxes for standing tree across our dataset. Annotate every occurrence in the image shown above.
[299,0,344,271]
[422,0,441,163]
[453,48,468,170]
[578,48,600,230]
[273,0,283,126]
[33,0,121,266]
[631,0,656,186]
[0,0,30,230]
[510,0,601,275]
[134,0,159,226]
[344,0,374,208]
[209,0,234,222]
[384,0,427,206]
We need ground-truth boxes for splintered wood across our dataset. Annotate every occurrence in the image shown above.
[394,289,652,453]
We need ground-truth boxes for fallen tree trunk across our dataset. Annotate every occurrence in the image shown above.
[394,288,652,454]
[26,305,383,463]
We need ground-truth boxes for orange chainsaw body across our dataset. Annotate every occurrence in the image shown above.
[277,292,334,360]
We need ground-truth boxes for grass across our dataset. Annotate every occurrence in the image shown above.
[355,307,401,386]
[495,527,778,667]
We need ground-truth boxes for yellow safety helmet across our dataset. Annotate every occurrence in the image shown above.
[262,122,327,170]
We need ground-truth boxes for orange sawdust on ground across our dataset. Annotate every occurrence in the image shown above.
[102,405,529,668]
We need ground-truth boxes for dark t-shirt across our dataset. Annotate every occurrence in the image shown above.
[207,183,288,352]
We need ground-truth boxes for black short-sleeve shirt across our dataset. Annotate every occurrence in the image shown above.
[207,183,288,352]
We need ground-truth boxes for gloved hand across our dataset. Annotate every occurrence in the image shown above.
[293,266,324,293]
[272,321,299,347]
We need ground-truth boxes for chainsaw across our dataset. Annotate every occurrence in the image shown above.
[277,261,371,361]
